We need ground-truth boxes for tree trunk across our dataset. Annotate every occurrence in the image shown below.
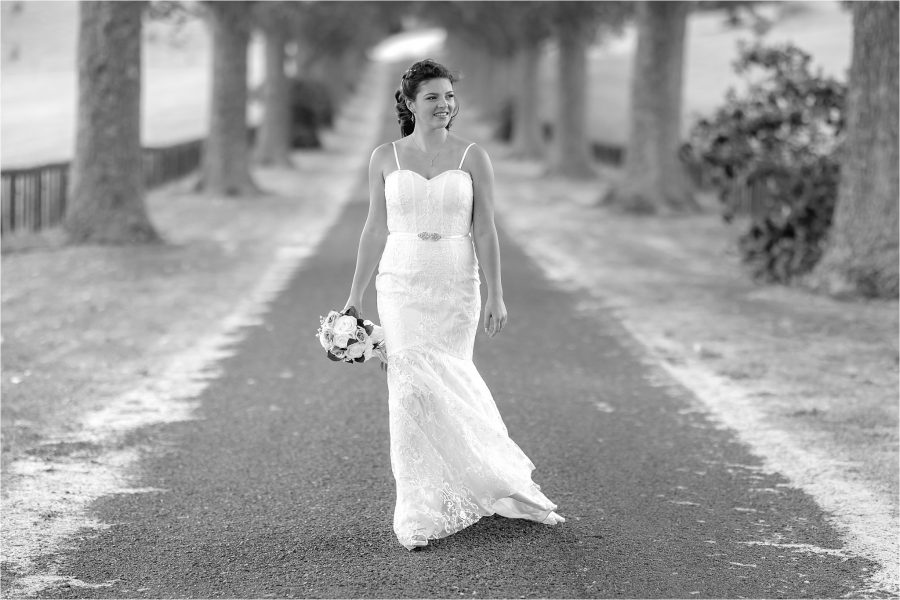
[603,1,698,213]
[198,1,258,196]
[510,42,544,159]
[64,1,159,244]
[807,1,899,298]
[253,25,293,167]
[335,49,360,97]
[462,50,501,123]
[491,53,514,128]
[449,35,480,99]
[546,26,595,178]
[308,53,343,104]
[463,47,500,120]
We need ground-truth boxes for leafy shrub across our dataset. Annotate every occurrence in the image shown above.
[688,41,846,284]
[249,78,334,148]
[289,78,334,148]
[495,100,514,142]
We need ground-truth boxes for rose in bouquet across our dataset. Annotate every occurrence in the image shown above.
[316,305,386,364]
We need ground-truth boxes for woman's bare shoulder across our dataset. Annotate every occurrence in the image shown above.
[459,141,491,170]
[371,142,396,161]
[369,142,397,175]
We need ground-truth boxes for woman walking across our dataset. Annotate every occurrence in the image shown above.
[344,59,564,550]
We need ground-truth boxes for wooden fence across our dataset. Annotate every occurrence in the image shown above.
[1,161,70,234]
[1,139,203,235]
[143,139,203,189]
[2,132,767,234]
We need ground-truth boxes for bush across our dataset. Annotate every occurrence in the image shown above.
[495,100,514,142]
[289,78,335,149]
[688,41,846,284]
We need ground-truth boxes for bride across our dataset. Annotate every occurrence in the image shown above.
[344,58,564,550]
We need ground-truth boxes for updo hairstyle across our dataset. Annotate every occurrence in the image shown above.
[394,59,460,137]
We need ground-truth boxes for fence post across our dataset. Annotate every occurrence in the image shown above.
[1,177,10,234]
[35,170,43,230]
[28,173,34,230]
[10,174,17,232]
[60,166,68,222]
[28,173,35,230]
[50,168,59,224]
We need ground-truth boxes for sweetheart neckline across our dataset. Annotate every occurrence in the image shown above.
[386,169,472,182]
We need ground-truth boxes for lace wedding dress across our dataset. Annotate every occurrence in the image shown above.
[375,142,564,550]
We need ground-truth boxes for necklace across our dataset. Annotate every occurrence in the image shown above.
[413,136,448,167]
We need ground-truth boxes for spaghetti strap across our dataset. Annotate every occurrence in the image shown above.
[391,142,401,170]
[458,143,476,169]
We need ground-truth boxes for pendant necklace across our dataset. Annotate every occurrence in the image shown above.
[415,135,447,168]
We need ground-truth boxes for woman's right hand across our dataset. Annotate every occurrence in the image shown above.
[343,297,362,315]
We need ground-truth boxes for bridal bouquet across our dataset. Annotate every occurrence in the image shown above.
[316,306,386,364]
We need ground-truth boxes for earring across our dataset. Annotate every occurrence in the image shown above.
[411,113,415,122]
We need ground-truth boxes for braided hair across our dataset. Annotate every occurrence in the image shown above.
[395,59,460,137]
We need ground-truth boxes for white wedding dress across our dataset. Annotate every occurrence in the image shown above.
[375,142,564,550]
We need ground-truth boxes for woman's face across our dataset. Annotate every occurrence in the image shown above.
[409,78,456,130]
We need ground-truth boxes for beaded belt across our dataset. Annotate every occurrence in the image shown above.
[389,232,470,241]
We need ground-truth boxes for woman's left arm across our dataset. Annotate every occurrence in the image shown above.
[469,145,508,338]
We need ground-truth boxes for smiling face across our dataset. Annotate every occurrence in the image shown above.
[408,78,456,130]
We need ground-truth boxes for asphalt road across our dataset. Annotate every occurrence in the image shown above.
[33,119,882,599]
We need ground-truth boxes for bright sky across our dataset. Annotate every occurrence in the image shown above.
[368,28,446,63]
